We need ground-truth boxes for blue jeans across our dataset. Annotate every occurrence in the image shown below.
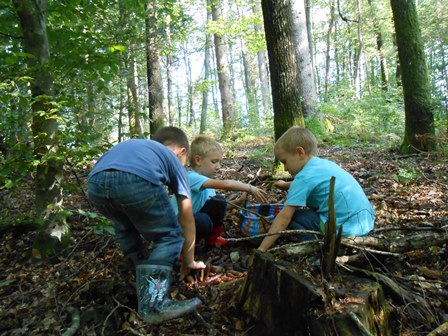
[194,195,227,239]
[289,208,321,241]
[87,171,183,267]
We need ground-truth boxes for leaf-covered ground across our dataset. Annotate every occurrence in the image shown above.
[1,140,447,335]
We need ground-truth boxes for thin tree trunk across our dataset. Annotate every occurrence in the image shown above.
[251,0,272,119]
[200,14,212,134]
[211,0,235,138]
[183,42,194,127]
[126,57,143,138]
[145,1,164,136]
[324,0,335,98]
[165,14,174,125]
[353,0,363,97]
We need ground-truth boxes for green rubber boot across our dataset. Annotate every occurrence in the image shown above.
[136,264,202,324]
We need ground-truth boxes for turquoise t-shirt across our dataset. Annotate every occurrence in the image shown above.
[285,157,374,236]
[171,170,216,215]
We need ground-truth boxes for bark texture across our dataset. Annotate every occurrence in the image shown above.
[390,0,436,153]
[261,0,306,144]
[13,0,63,217]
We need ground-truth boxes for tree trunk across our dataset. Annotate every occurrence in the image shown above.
[239,250,391,336]
[200,12,212,134]
[292,0,319,120]
[13,0,63,218]
[183,42,194,127]
[324,0,335,98]
[390,0,436,153]
[145,1,164,136]
[367,0,389,91]
[353,0,363,97]
[211,0,235,138]
[261,0,306,147]
[251,0,272,120]
[165,14,174,126]
[126,57,143,138]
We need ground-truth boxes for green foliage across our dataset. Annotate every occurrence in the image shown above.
[392,168,421,184]
[319,87,405,149]
[78,209,115,235]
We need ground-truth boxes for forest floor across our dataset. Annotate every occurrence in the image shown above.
[0,139,447,336]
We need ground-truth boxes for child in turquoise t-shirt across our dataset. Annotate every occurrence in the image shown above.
[172,135,268,247]
[258,126,375,252]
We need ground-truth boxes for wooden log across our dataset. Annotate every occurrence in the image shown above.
[239,250,391,336]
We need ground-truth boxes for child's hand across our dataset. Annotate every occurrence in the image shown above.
[273,180,291,190]
[250,186,269,204]
[180,260,206,281]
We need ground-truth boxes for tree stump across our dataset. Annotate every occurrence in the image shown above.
[239,250,391,336]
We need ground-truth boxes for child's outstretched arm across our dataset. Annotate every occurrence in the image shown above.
[273,180,292,190]
[176,196,206,279]
[258,205,296,251]
[203,179,269,204]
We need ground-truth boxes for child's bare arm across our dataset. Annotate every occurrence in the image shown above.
[176,196,206,279]
[258,205,296,251]
[203,179,268,203]
[273,180,292,190]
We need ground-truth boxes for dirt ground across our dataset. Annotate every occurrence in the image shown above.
[0,140,447,335]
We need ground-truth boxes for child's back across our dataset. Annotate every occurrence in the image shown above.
[286,156,374,236]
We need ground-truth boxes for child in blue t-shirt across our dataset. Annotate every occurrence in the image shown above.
[87,127,205,323]
[258,126,375,252]
[177,135,268,247]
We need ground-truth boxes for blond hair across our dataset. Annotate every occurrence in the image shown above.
[275,126,318,156]
[190,135,223,167]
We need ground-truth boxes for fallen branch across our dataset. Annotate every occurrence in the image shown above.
[102,296,135,336]
[427,322,448,336]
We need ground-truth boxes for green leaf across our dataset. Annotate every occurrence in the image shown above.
[0,279,15,287]
[108,45,126,53]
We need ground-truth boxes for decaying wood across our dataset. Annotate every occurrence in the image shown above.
[322,176,343,278]
[239,250,391,336]
[346,265,435,325]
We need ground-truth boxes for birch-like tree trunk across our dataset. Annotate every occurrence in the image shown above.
[200,11,212,134]
[183,42,194,126]
[390,0,436,153]
[353,0,364,97]
[251,0,272,120]
[292,0,319,119]
[211,0,235,138]
[13,0,63,218]
[324,0,336,98]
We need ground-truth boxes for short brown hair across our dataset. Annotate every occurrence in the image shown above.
[190,135,222,167]
[275,126,318,156]
[153,126,190,151]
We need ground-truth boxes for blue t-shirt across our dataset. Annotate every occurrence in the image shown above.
[170,170,216,214]
[88,139,191,198]
[285,157,374,236]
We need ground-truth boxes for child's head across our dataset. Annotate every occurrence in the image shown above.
[153,126,190,166]
[274,126,318,156]
[190,135,223,176]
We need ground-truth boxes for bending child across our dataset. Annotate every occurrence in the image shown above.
[258,126,375,252]
[176,135,268,248]
[87,126,205,324]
